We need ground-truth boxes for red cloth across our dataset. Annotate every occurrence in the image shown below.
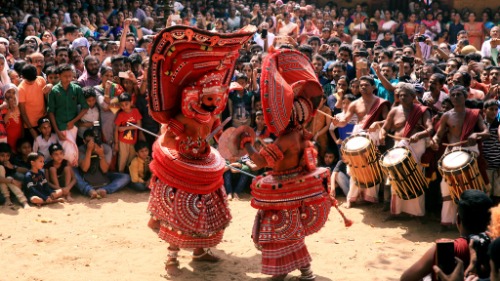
[457,109,490,185]
[261,240,312,275]
[362,98,390,130]
[4,113,22,152]
[460,109,479,141]
[114,108,142,145]
[402,104,428,138]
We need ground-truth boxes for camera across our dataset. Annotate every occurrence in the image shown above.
[469,232,492,278]
[261,29,268,39]
[402,56,415,64]
[92,121,103,145]
[415,35,426,42]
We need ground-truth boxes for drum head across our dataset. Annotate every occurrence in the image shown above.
[442,151,472,170]
[382,147,408,165]
[344,135,370,151]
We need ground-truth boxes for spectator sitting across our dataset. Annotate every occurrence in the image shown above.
[128,141,151,192]
[400,189,493,281]
[33,117,58,161]
[45,143,76,202]
[23,152,64,206]
[75,128,130,199]
[12,138,33,170]
[0,143,29,208]
[224,154,258,201]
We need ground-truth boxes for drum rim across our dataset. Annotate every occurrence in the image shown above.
[380,146,410,167]
[341,134,372,152]
[438,149,475,171]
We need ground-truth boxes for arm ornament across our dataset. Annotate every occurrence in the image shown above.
[260,143,284,167]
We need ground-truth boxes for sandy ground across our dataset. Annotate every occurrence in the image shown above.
[0,190,456,281]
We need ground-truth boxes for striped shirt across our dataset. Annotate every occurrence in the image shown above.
[483,118,500,169]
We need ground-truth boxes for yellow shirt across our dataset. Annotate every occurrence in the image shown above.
[129,156,149,183]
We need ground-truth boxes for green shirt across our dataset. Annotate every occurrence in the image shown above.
[47,82,88,131]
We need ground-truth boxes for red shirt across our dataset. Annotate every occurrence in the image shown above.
[114,108,142,145]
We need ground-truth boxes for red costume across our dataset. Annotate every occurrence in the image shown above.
[362,97,391,131]
[249,49,332,277]
[147,26,255,251]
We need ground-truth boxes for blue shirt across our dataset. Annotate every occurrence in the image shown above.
[375,78,399,104]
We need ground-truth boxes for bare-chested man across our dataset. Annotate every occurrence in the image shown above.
[430,85,489,227]
[380,82,433,219]
[332,75,390,207]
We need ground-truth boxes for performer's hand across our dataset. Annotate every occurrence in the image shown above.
[468,133,479,146]
[409,135,419,143]
[433,257,464,281]
[379,134,386,146]
[430,139,439,151]
[368,122,379,133]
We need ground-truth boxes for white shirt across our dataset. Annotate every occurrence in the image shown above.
[33,134,59,160]
[422,91,447,112]
[254,32,275,49]
[481,39,500,57]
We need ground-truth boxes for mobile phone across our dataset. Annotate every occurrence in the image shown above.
[261,29,268,39]
[402,56,415,64]
[257,68,261,74]
[436,239,455,279]
[415,35,426,42]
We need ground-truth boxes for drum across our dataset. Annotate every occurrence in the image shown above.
[438,150,486,202]
[380,147,428,200]
[341,134,383,188]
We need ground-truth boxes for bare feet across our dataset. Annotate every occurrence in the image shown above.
[227,193,233,201]
[345,201,352,209]
[165,259,182,277]
[65,195,74,202]
[51,189,64,199]
[22,202,30,209]
[147,217,160,233]
[89,190,98,199]
[233,193,240,201]
[192,248,220,263]
[5,198,13,206]
[97,189,107,199]
[30,196,44,206]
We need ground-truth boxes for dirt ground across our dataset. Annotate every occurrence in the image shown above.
[0,190,456,281]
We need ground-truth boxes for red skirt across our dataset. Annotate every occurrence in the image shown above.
[261,239,312,275]
[148,178,231,249]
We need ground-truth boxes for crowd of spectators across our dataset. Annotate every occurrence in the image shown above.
[0,0,500,279]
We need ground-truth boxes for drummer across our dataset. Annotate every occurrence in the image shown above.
[430,85,490,228]
[379,82,433,219]
[332,75,390,208]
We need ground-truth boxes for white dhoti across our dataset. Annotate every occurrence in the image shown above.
[346,125,381,203]
[390,139,427,217]
[58,126,79,167]
[440,145,479,225]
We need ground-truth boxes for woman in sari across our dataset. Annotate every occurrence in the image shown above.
[465,12,484,50]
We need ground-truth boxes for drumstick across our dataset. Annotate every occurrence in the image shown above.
[387,134,410,141]
[443,136,482,147]
[317,110,336,120]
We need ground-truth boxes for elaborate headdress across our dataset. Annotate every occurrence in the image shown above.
[260,49,323,135]
[148,25,256,124]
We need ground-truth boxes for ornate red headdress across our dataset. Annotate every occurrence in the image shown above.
[148,25,256,124]
[260,49,324,135]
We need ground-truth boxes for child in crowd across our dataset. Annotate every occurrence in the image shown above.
[128,141,151,192]
[329,93,357,146]
[2,84,23,151]
[33,117,58,161]
[77,87,100,140]
[13,138,33,170]
[0,143,29,208]
[23,152,63,206]
[224,154,258,200]
[45,66,60,85]
[114,93,143,172]
[45,143,76,202]
[482,99,500,204]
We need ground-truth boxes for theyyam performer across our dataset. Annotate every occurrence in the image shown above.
[238,48,333,281]
[146,25,255,276]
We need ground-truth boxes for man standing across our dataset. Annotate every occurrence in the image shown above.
[18,64,47,141]
[333,75,390,207]
[77,56,101,87]
[380,83,433,219]
[481,26,500,58]
[47,64,89,167]
[430,85,489,227]
[422,73,448,113]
